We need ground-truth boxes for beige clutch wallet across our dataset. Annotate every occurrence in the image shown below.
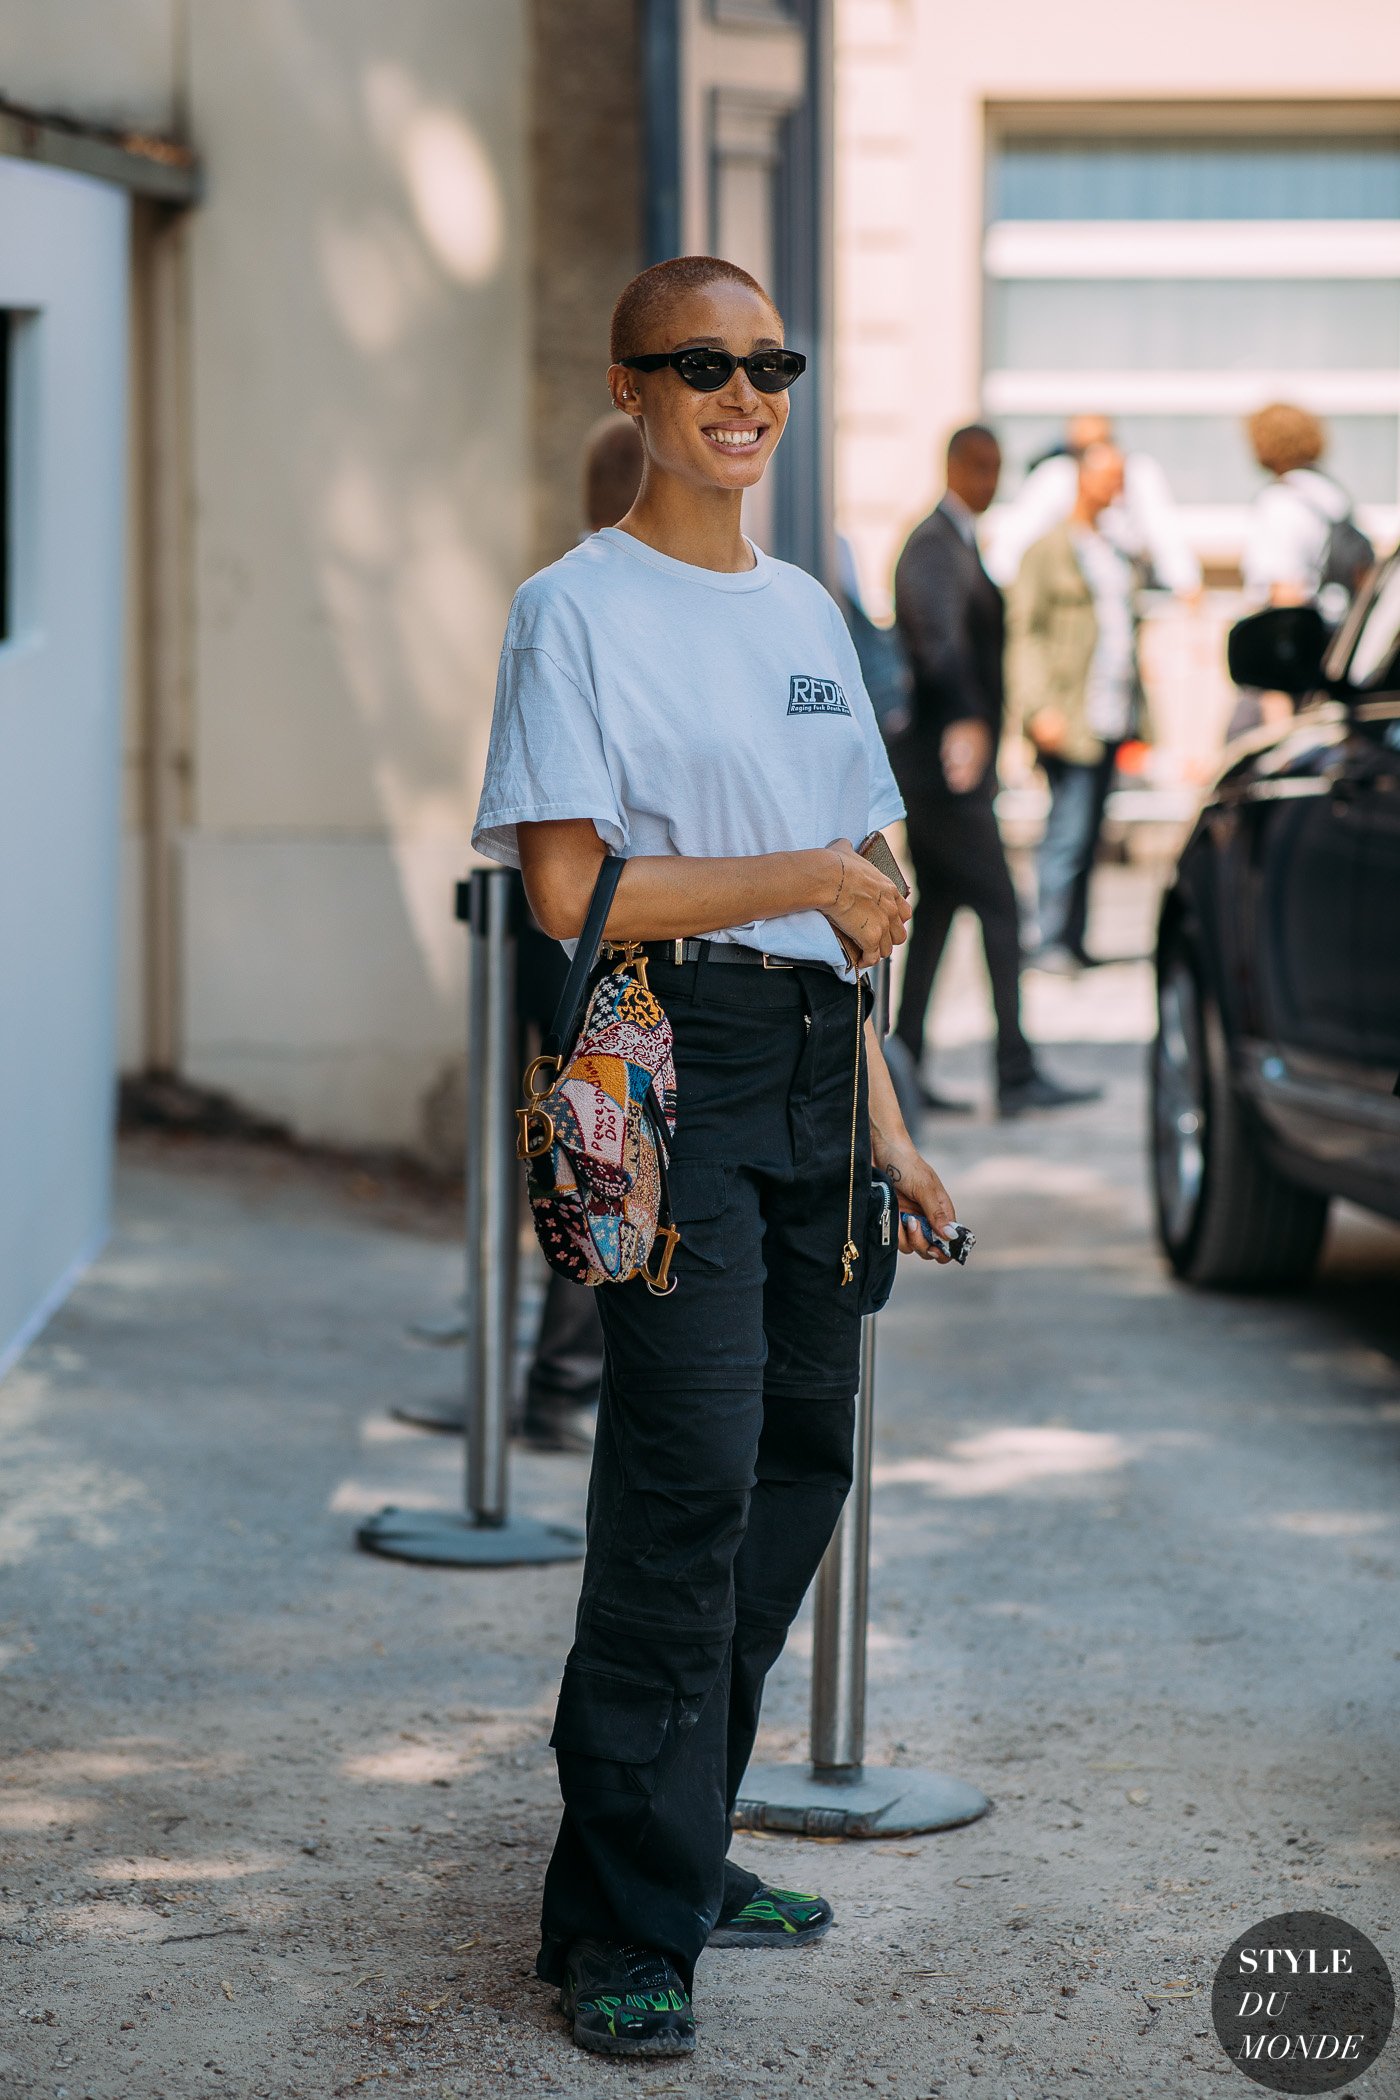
[830,830,911,968]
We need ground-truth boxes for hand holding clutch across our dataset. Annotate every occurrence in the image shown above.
[827,830,911,969]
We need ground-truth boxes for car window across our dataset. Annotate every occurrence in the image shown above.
[1338,557,1400,691]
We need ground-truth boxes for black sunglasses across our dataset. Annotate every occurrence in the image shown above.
[620,347,807,394]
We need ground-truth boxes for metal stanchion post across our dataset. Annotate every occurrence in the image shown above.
[808,1306,876,1774]
[733,960,989,1837]
[466,866,512,1522]
[358,869,584,1567]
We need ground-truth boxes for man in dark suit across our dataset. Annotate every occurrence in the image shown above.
[889,425,1098,1117]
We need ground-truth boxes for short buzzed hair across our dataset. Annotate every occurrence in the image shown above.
[610,255,781,364]
[947,423,999,463]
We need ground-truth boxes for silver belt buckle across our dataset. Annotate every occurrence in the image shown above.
[672,939,685,965]
[761,952,793,969]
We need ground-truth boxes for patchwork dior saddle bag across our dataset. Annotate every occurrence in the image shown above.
[516,855,680,1295]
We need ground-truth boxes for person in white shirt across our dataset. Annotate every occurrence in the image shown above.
[1007,444,1138,972]
[1242,401,1353,606]
[985,413,1201,598]
[1233,402,1366,737]
[473,253,959,2060]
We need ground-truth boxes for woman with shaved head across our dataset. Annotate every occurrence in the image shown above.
[473,255,958,2058]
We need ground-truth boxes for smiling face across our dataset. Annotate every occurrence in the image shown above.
[608,278,790,495]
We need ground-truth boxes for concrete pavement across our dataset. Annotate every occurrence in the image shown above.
[4,876,1399,2100]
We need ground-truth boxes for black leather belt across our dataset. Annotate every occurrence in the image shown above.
[604,938,806,970]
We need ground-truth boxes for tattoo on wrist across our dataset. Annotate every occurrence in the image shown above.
[829,848,847,914]
[878,1157,904,1184]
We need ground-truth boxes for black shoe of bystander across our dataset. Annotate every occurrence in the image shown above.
[520,1403,596,1455]
[998,1071,1104,1118]
[917,1081,976,1115]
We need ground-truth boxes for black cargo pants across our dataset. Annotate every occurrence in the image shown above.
[536,953,870,1991]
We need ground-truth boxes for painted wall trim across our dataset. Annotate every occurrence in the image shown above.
[0,95,199,205]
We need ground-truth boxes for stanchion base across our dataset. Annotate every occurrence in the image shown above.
[389,1403,464,1434]
[732,1763,990,1839]
[356,1507,585,1566]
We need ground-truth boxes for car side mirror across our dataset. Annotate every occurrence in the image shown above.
[1226,605,1329,696]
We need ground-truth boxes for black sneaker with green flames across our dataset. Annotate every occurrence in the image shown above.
[707,1882,834,1948]
[559,1939,696,2057]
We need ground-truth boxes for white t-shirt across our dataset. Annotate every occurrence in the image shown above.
[472,527,904,970]
[1242,468,1350,599]
[1071,524,1136,743]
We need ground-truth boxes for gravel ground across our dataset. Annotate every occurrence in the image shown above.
[4,874,1399,2100]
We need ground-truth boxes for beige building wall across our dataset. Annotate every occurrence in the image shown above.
[529,0,644,574]
[3,2,532,1153]
[180,3,529,1151]
[0,0,179,129]
[835,0,1400,617]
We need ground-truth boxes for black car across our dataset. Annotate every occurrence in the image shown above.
[1151,554,1400,1287]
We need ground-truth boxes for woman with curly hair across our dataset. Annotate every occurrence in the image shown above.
[1243,401,1357,608]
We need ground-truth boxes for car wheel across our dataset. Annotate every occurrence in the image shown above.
[1151,935,1328,1288]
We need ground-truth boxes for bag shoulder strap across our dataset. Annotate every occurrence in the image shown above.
[543,854,626,1061]
[1287,471,1354,527]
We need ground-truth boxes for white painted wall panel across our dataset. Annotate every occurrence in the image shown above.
[0,159,128,1371]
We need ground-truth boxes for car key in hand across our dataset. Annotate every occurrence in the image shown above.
[901,1215,975,1264]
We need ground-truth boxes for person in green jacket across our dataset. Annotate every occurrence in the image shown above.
[1007,442,1141,973]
